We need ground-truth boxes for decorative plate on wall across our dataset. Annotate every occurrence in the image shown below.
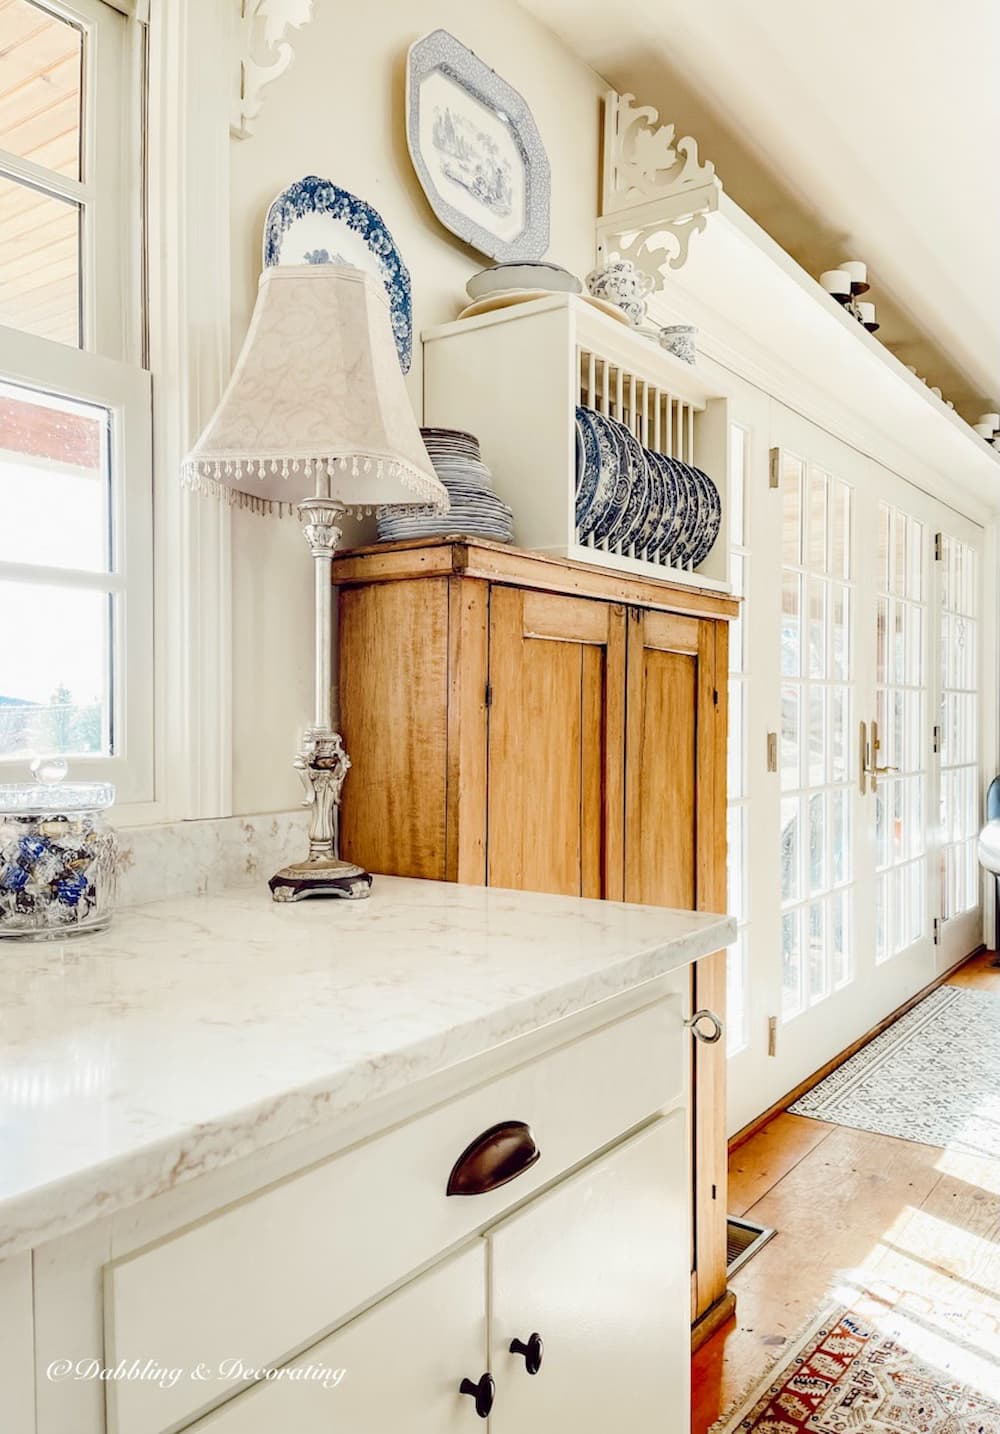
[406,29,551,262]
[262,175,412,372]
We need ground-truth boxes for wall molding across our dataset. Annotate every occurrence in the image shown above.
[146,0,234,819]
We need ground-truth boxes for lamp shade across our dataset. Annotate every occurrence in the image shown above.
[183,264,448,515]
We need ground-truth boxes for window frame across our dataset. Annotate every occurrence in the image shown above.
[0,0,152,805]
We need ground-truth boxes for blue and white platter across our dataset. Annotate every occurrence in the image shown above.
[263,175,413,373]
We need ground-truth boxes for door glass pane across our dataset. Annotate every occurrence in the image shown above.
[780,452,854,1020]
[0,582,112,757]
[874,501,928,961]
[938,534,979,919]
[0,380,111,571]
[0,176,80,344]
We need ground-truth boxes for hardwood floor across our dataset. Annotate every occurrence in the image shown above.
[692,949,1000,1432]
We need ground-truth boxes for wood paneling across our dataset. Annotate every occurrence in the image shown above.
[339,578,450,879]
[487,586,625,899]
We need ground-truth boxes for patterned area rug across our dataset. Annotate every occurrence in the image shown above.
[711,1295,1000,1432]
[790,987,1000,1157]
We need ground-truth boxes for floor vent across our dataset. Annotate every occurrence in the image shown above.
[726,1215,777,1275]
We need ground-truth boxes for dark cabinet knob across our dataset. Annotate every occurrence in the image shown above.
[510,1331,544,1374]
[447,1120,540,1196]
[459,1372,495,1418]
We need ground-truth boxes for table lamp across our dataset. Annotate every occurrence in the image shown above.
[184,263,448,901]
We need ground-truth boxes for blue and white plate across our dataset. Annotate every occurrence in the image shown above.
[667,458,703,567]
[632,444,665,560]
[588,413,632,545]
[577,409,620,542]
[263,175,413,373]
[647,452,681,562]
[575,407,601,530]
[687,466,721,568]
[604,417,650,552]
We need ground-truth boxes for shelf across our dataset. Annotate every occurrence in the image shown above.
[422,294,732,594]
[649,194,1000,516]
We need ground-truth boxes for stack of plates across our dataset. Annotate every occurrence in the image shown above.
[575,406,721,570]
[377,428,514,544]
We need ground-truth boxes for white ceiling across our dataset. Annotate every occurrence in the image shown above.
[521,0,1000,417]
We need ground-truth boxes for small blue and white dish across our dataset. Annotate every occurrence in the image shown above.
[263,175,413,373]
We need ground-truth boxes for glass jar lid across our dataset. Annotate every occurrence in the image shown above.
[0,758,115,816]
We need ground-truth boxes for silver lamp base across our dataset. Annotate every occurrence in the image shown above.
[269,857,373,903]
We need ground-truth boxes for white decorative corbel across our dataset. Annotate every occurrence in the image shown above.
[231,0,314,139]
[596,90,722,281]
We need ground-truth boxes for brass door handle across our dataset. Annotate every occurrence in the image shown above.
[861,719,898,794]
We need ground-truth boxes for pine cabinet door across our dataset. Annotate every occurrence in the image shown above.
[487,586,626,898]
[187,1246,488,1434]
[623,607,729,1324]
[487,1115,689,1434]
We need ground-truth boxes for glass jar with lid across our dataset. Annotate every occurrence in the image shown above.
[0,759,118,940]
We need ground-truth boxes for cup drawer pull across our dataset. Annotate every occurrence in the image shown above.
[446,1120,540,1196]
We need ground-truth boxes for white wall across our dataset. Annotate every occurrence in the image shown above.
[228,0,606,814]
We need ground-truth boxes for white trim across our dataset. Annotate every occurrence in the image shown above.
[647,194,1000,525]
[145,0,233,820]
[0,330,154,806]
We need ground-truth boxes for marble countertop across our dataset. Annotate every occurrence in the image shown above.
[0,877,733,1258]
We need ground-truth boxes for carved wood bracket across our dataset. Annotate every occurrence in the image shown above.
[231,0,314,139]
[597,90,722,281]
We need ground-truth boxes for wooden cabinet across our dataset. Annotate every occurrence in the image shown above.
[489,1115,689,1433]
[334,537,736,1336]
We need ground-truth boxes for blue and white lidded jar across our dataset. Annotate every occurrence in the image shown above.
[0,761,118,940]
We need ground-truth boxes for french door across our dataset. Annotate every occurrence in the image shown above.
[728,402,985,1132]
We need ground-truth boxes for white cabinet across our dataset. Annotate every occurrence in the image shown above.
[488,1114,688,1433]
[188,1246,488,1434]
[181,1116,687,1434]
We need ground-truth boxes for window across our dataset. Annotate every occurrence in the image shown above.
[938,533,979,919]
[779,453,854,1020]
[726,425,749,1055]
[0,0,151,805]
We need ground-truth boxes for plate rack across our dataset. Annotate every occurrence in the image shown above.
[422,293,731,591]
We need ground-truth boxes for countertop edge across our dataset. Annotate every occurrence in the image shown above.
[0,913,733,1260]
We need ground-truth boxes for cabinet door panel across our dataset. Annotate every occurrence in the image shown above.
[487,586,625,899]
[488,1115,689,1434]
[189,1246,486,1434]
[624,611,729,1324]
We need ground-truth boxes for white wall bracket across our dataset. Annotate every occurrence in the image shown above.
[597,90,722,282]
[231,0,314,140]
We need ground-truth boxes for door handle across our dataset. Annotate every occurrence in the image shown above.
[685,1009,724,1044]
[866,719,898,793]
[447,1121,540,1196]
